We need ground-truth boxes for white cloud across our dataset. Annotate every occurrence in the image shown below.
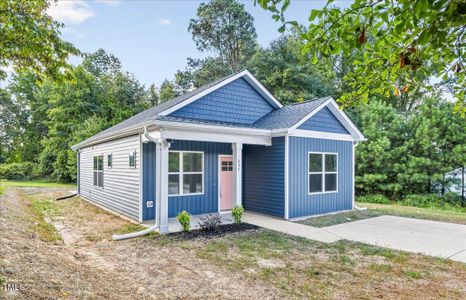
[47,0,95,25]
[159,18,172,26]
[95,0,120,6]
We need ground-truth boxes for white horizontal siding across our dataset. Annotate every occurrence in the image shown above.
[79,134,141,221]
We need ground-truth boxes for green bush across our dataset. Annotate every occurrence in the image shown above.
[357,194,390,204]
[401,194,439,208]
[442,192,460,206]
[231,205,244,224]
[0,162,39,180]
[177,210,191,232]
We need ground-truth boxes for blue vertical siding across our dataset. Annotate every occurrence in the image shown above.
[170,78,275,124]
[288,137,353,218]
[242,137,285,217]
[298,106,349,134]
[168,140,232,218]
[142,142,156,221]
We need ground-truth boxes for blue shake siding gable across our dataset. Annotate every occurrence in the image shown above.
[170,78,275,124]
[298,106,349,134]
[288,137,353,218]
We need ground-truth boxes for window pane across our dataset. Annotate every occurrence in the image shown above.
[93,171,97,186]
[309,174,322,193]
[183,174,202,194]
[98,156,103,170]
[183,153,202,172]
[108,154,112,167]
[98,172,104,188]
[169,152,179,172]
[325,174,337,191]
[309,154,322,172]
[168,174,180,195]
[93,157,97,170]
[325,154,337,172]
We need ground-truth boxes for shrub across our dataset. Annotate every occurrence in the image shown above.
[231,205,244,224]
[442,192,460,206]
[198,214,222,231]
[177,210,191,232]
[401,194,439,208]
[357,194,390,204]
[0,162,38,180]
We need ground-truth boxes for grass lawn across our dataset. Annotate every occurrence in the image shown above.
[0,179,76,189]
[190,229,466,299]
[298,201,466,227]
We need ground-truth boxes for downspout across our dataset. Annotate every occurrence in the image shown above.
[113,126,165,240]
[352,141,367,211]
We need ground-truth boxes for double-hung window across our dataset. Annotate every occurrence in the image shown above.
[168,151,203,196]
[93,155,104,187]
[308,152,337,194]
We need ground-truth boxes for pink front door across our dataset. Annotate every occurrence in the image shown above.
[219,156,234,211]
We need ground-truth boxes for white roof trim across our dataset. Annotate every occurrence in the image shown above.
[158,70,283,116]
[289,98,365,141]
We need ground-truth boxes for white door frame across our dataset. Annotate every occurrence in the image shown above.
[218,154,234,213]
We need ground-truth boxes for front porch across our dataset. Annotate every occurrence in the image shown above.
[141,124,275,233]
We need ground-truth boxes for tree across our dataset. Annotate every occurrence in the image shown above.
[189,0,258,71]
[256,0,466,113]
[159,79,177,101]
[146,84,160,106]
[248,34,336,104]
[82,48,122,77]
[0,0,79,80]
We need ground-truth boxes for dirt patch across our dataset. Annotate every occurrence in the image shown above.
[0,187,284,299]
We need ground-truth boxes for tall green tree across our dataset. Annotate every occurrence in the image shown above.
[257,0,466,113]
[159,79,177,101]
[189,0,258,71]
[0,0,78,80]
[175,57,231,92]
[248,34,336,104]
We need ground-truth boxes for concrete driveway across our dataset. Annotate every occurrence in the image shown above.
[324,216,466,263]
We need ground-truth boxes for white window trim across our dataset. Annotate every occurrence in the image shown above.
[308,152,338,195]
[93,154,104,188]
[168,150,204,197]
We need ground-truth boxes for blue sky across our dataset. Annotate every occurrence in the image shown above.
[47,0,349,87]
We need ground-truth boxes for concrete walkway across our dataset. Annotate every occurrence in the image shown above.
[244,213,466,263]
[243,212,341,243]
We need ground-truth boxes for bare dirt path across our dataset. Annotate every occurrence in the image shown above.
[0,187,283,299]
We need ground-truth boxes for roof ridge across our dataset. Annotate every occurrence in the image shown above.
[288,96,331,106]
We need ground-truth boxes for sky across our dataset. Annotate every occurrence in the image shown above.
[46,0,350,87]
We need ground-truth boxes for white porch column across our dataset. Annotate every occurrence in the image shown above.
[156,141,169,234]
[232,143,243,207]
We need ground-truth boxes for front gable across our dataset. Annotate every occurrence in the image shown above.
[169,77,275,124]
[298,106,350,134]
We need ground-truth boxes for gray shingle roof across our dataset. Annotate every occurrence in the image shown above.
[251,97,330,129]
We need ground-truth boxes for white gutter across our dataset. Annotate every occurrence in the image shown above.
[112,126,166,240]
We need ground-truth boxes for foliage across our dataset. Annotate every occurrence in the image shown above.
[231,205,244,224]
[198,214,222,231]
[177,210,191,232]
[159,79,177,101]
[175,57,231,92]
[0,162,39,180]
[354,95,465,200]
[248,34,337,104]
[189,0,257,71]
[256,0,466,113]
[0,0,79,80]
[357,194,390,204]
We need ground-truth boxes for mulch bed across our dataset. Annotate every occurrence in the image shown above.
[164,223,259,241]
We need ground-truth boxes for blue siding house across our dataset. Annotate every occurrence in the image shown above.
[72,70,365,232]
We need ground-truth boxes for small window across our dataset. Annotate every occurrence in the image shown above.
[93,155,104,187]
[168,151,203,196]
[308,153,337,194]
[107,154,112,168]
[129,151,136,167]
